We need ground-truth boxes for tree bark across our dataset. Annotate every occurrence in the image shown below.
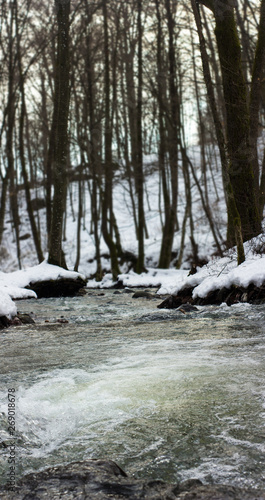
[249,0,265,211]
[84,1,102,281]
[198,0,260,243]
[48,0,71,269]
[6,1,21,268]
[15,0,44,264]
[158,0,179,269]
[192,0,246,263]
[135,0,145,274]
[101,0,120,281]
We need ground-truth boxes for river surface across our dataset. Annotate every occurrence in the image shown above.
[0,290,265,489]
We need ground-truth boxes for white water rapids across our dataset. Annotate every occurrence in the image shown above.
[0,290,265,489]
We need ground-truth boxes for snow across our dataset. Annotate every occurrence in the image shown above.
[0,261,85,319]
[0,150,227,276]
[0,149,265,319]
[193,256,265,298]
[0,291,17,318]
[1,241,265,319]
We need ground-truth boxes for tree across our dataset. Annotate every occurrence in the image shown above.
[158,0,180,268]
[101,0,121,280]
[48,0,71,268]
[191,0,245,264]
[135,0,145,273]
[196,0,263,244]
[3,0,21,267]
[14,0,44,264]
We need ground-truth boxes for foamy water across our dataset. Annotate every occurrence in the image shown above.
[0,291,265,488]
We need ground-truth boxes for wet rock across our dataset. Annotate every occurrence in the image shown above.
[17,312,35,324]
[246,283,265,304]
[0,440,8,449]
[136,312,172,322]
[158,295,183,309]
[26,276,87,298]
[56,318,69,324]
[177,304,198,313]
[158,287,195,309]
[113,279,124,289]
[132,291,155,299]
[174,483,265,499]
[158,282,265,308]
[1,459,264,500]
[193,283,265,306]
[0,316,11,329]
[214,287,230,305]
[10,316,22,326]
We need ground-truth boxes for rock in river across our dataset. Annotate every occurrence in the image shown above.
[1,459,265,499]
[177,304,198,313]
[132,291,155,299]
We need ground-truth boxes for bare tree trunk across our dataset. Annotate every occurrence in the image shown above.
[6,1,21,268]
[15,0,44,264]
[74,176,82,272]
[192,0,245,264]
[120,61,138,237]
[101,0,120,280]
[85,9,102,281]
[0,171,9,245]
[198,0,260,243]
[158,0,179,268]
[155,0,173,269]
[249,0,265,208]
[48,0,71,269]
[135,0,145,273]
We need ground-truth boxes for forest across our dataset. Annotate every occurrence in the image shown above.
[1,3,265,492]
[0,0,265,280]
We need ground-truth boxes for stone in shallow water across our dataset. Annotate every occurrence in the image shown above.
[132,291,155,299]
[177,304,198,313]
[0,460,265,500]
[17,312,35,324]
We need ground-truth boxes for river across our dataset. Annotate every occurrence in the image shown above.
[0,290,265,489]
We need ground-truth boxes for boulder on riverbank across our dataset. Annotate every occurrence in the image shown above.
[1,459,264,499]
[158,282,265,308]
[25,276,87,298]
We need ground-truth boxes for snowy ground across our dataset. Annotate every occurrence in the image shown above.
[1,150,227,274]
[1,150,265,318]
[1,233,265,319]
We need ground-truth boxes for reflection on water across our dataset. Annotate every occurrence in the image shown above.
[0,291,265,488]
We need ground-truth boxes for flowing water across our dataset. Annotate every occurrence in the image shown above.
[0,290,265,489]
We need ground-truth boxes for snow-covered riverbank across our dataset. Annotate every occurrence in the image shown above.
[1,232,265,321]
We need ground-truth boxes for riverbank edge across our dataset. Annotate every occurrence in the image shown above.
[1,277,265,329]
[157,281,265,308]
[0,276,87,330]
